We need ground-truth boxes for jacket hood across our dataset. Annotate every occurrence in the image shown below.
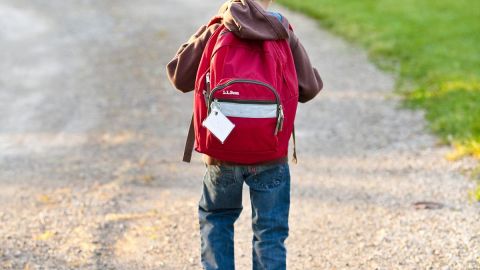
[218,0,290,40]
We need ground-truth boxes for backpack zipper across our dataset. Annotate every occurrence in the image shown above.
[215,99,276,105]
[208,79,280,106]
[208,79,284,135]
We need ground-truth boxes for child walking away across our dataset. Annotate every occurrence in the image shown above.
[166,0,323,269]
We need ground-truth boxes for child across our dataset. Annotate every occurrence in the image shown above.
[166,0,323,269]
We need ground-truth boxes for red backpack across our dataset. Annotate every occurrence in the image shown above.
[183,16,299,164]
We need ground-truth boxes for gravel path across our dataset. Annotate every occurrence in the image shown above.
[0,0,479,269]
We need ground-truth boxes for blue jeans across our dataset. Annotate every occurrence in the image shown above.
[198,162,290,270]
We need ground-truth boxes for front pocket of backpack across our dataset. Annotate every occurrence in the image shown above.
[206,100,279,153]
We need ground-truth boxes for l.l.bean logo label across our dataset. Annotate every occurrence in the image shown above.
[222,90,240,96]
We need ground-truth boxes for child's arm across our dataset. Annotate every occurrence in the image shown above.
[288,31,324,103]
[166,23,222,93]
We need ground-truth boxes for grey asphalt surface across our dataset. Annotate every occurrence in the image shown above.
[1,0,479,269]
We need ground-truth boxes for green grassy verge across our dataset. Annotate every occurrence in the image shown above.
[277,0,480,200]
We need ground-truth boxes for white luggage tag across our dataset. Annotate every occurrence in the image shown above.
[202,100,235,144]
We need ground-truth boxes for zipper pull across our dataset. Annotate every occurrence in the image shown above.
[203,90,208,106]
[205,72,211,92]
[205,72,211,109]
[279,106,284,132]
[274,105,284,135]
[211,99,221,113]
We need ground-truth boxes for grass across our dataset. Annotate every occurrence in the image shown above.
[277,0,480,200]
[468,166,480,202]
[471,185,480,202]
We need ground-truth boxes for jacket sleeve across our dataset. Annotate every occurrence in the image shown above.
[166,23,221,93]
[289,31,323,103]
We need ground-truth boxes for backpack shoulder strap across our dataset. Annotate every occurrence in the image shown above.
[183,114,195,163]
[292,125,297,164]
[208,15,223,27]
